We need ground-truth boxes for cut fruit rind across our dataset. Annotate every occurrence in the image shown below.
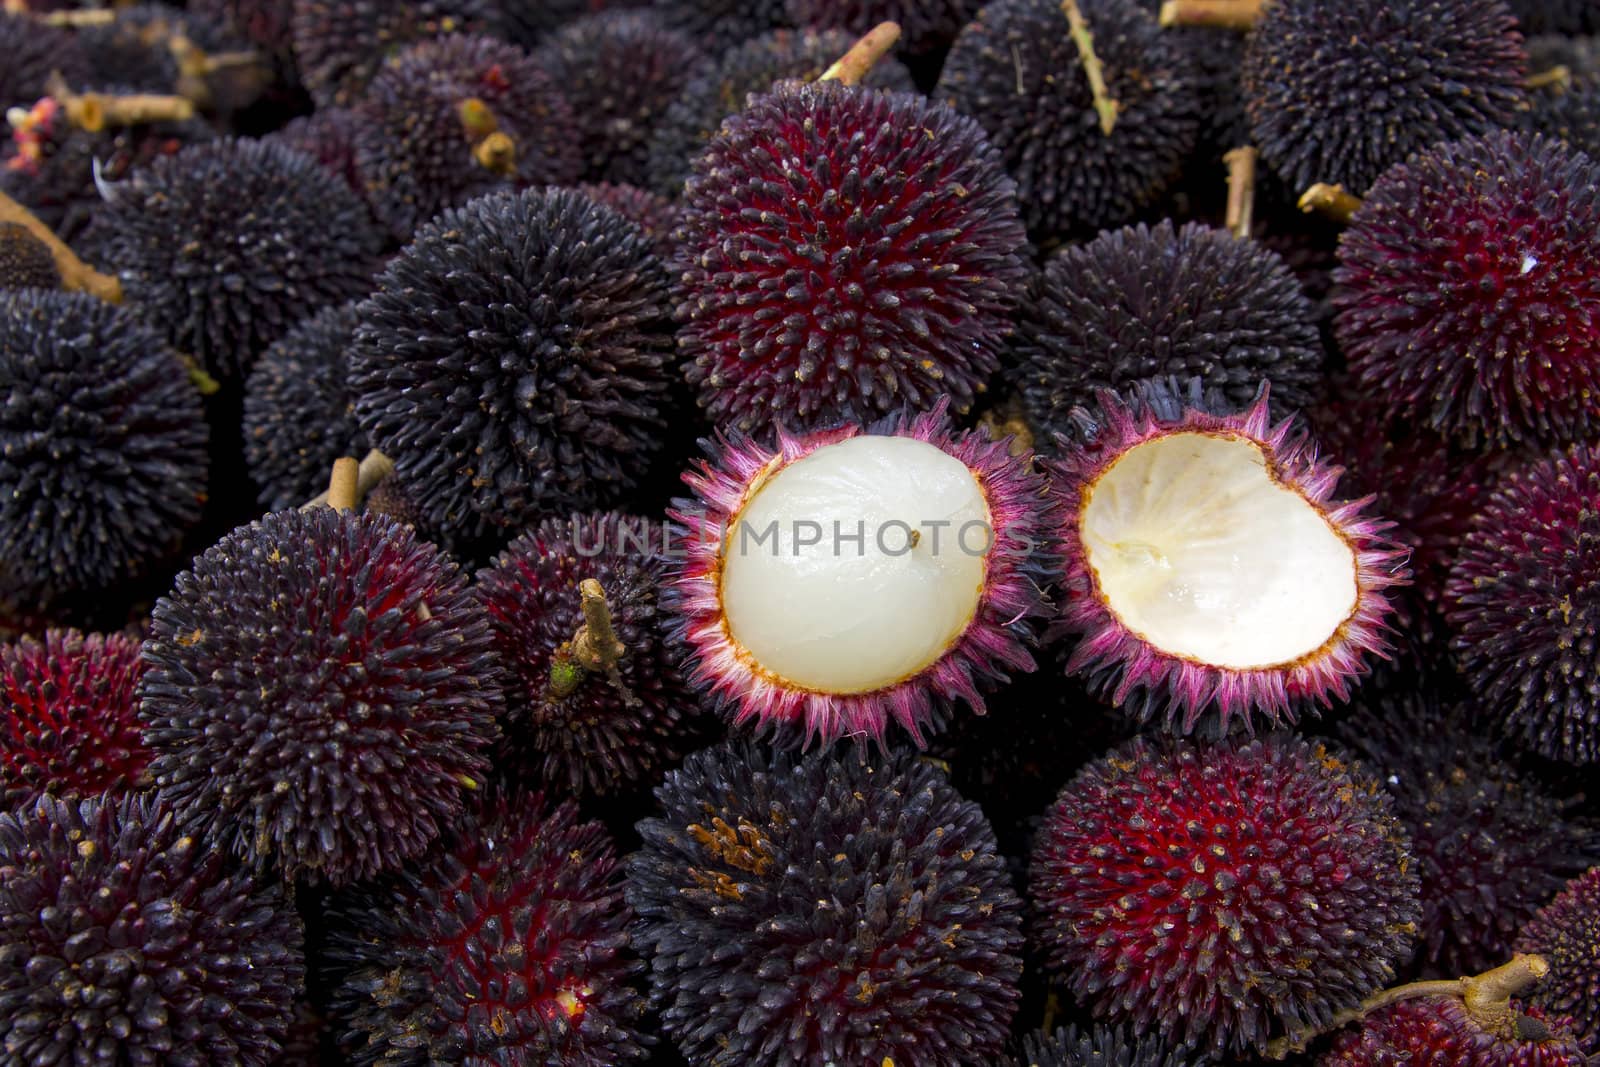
[1050,380,1410,735]
[666,401,1062,747]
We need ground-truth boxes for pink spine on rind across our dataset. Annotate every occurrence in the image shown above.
[1051,386,1411,734]
[666,400,1063,747]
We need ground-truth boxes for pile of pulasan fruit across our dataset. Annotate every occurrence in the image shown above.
[5,0,1600,1064]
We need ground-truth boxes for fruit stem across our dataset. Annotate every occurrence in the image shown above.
[1158,0,1266,29]
[33,8,117,26]
[326,457,360,513]
[0,189,123,302]
[1298,181,1362,223]
[818,21,902,86]
[301,449,395,510]
[547,579,640,705]
[1061,0,1118,135]
[1265,954,1551,1059]
[1224,145,1258,239]
[46,74,195,133]
[1527,65,1572,91]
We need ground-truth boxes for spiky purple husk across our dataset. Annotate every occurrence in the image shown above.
[666,402,1061,747]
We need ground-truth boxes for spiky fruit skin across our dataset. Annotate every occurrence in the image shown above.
[938,0,1202,239]
[475,513,693,796]
[354,34,582,241]
[1320,997,1588,1066]
[642,26,915,199]
[785,0,983,53]
[1336,132,1600,447]
[532,12,702,187]
[1047,381,1409,736]
[1528,79,1600,161]
[75,5,241,96]
[1012,222,1324,443]
[1446,443,1600,763]
[325,793,648,1065]
[1010,1024,1198,1067]
[674,80,1029,433]
[0,220,60,290]
[495,0,647,47]
[241,301,367,511]
[350,187,672,534]
[1309,395,1508,639]
[1,630,150,809]
[0,12,89,110]
[628,742,1024,1066]
[573,182,679,257]
[1518,867,1600,1054]
[0,792,305,1066]
[190,0,297,65]
[290,0,500,106]
[268,106,364,195]
[0,289,208,602]
[668,404,1061,746]
[1242,0,1527,195]
[138,507,505,886]
[1331,688,1599,976]
[91,138,380,380]
[1031,734,1421,1057]
[1511,0,1600,34]
[649,0,790,54]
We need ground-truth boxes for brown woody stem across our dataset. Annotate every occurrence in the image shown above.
[1224,146,1258,239]
[818,21,902,86]
[1265,954,1550,1059]
[1062,0,1118,135]
[301,449,394,511]
[1158,0,1267,28]
[0,190,123,303]
[46,74,194,132]
[547,579,639,704]
[1298,181,1362,223]
[326,457,360,513]
[1527,65,1572,91]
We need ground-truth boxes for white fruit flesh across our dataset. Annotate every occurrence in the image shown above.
[1081,431,1357,668]
[720,436,989,694]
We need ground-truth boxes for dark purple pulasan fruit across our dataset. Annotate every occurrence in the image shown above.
[937,0,1203,239]
[241,301,368,511]
[1335,131,1600,448]
[0,289,209,604]
[349,187,673,535]
[0,221,59,290]
[1011,220,1325,445]
[532,12,702,187]
[1329,684,1600,975]
[1030,734,1421,1057]
[353,33,581,241]
[289,0,501,107]
[1445,442,1600,764]
[89,138,381,381]
[643,26,915,199]
[137,506,505,886]
[0,629,150,808]
[1517,867,1600,1054]
[673,79,1029,433]
[1008,1023,1202,1067]
[474,512,696,796]
[1243,0,1527,195]
[325,792,649,1065]
[627,742,1025,1066]
[1320,997,1588,1066]
[785,0,984,54]
[0,791,306,1066]
[0,11,90,110]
